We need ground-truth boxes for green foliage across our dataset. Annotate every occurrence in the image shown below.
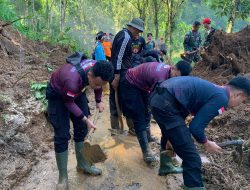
[0,0,248,62]
[206,0,250,20]
[30,82,48,111]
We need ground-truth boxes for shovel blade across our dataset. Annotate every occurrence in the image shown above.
[82,141,107,164]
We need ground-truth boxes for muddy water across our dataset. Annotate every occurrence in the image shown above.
[15,97,183,190]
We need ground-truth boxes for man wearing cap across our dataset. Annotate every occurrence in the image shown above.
[183,21,202,64]
[109,18,144,131]
[202,18,216,48]
[120,60,192,166]
[131,34,146,67]
[149,75,250,189]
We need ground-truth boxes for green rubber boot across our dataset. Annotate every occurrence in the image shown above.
[75,142,102,176]
[55,151,69,190]
[159,151,183,176]
[183,186,205,190]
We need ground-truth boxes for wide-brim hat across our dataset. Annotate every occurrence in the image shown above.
[127,18,144,32]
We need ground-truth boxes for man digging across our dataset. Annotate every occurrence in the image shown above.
[150,75,250,189]
[120,60,192,165]
[46,56,114,190]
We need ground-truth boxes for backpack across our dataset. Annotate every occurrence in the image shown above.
[66,52,87,76]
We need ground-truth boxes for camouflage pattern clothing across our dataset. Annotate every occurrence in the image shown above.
[183,30,202,63]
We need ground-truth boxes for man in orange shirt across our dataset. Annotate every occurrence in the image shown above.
[102,34,112,61]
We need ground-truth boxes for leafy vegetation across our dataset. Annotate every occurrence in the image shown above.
[0,0,249,62]
[30,82,48,111]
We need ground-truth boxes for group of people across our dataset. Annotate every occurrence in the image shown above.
[183,18,216,64]
[46,17,250,190]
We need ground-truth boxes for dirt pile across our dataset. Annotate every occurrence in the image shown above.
[193,26,250,190]
[0,20,69,189]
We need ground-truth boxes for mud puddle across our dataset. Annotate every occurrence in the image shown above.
[15,97,183,190]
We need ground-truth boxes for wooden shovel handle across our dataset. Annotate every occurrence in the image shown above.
[85,109,99,140]
[115,89,124,131]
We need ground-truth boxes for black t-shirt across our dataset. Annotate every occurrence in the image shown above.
[131,36,146,54]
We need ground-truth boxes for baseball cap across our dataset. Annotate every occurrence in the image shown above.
[202,18,211,24]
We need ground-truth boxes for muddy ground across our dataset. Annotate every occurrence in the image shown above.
[0,20,68,189]
[0,20,249,190]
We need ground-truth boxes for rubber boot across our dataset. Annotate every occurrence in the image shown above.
[126,117,136,136]
[147,127,159,143]
[55,151,69,190]
[183,186,205,190]
[110,115,120,129]
[137,131,158,164]
[75,142,102,175]
[159,150,183,176]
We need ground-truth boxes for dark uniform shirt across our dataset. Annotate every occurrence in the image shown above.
[183,30,202,51]
[203,27,216,47]
[50,59,102,119]
[111,29,133,74]
[151,76,230,143]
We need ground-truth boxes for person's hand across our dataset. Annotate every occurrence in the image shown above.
[185,51,191,55]
[111,74,120,90]
[83,117,96,131]
[96,102,104,112]
[204,140,223,153]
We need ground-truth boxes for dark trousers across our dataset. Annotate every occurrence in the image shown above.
[109,84,118,117]
[150,91,203,188]
[184,53,200,63]
[46,84,89,153]
[119,78,150,135]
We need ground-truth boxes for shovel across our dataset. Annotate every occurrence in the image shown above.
[218,139,245,165]
[109,89,126,135]
[81,110,107,164]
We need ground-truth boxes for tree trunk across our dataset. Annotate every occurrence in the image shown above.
[31,0,36,32]
[60,0,67,32]
[153,0,159,40]
[226,0,239,33]
[46,0,49,29]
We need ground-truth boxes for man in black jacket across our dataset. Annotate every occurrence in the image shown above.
[109,18,156,163]
[202,18,216,48]
[109,18,144,131]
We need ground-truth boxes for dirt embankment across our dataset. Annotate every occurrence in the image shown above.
[0,20,69,189]
[193,26,250,190]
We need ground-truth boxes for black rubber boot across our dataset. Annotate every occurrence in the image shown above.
[184,186,205,190]
[55,150,69,190]
[147,127,159,143]
[137,131,158,164]
[110,115,120,129]
[159,150,183,176]
[75,142,102,175]
[126,117,136,136]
